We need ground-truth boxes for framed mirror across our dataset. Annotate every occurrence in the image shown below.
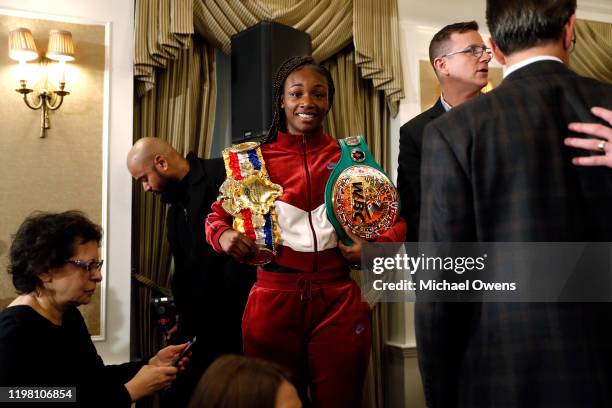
[0,8,109,340]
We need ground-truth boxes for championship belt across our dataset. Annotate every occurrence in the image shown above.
[219,142,283,265]
[324,136,400,245]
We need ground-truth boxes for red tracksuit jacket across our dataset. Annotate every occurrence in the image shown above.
[206,130,407,271]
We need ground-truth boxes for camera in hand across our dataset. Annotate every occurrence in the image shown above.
[151,296,176,334]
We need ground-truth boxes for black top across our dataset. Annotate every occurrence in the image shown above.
[397,98,446,241]
[162,154,255,347]
[159,153,256,406]
[0,305,143,407]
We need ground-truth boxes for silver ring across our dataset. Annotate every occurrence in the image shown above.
[597,140,607,153]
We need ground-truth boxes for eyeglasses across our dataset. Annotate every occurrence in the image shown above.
[440,45,492,59]
[66,259,104,274]
[570,31,577,53]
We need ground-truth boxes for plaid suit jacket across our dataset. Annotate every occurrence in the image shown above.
[417,61,612,407]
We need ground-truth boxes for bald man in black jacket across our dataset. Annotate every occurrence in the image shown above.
[127,137,255,406]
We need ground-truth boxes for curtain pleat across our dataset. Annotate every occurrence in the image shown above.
[324,47,390,171]
[353,0,404,116]
[134,0,194,95]
[570,19,612,84]
[132,41,217,405]
[136,0,403,118]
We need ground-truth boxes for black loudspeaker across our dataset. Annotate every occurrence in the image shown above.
[231,21,311,142]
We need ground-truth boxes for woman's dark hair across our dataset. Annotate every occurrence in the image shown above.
[187,355,300,408]
[263,55,335,143]
[8,210,102,294]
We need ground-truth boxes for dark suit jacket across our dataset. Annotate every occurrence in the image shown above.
[162,154,256,406]
[418,61,612,407]
[164,154,255,346]
[163,154,255,383]
[397,99,446,241]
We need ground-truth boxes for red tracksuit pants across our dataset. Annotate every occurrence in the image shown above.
[242,269,372,408]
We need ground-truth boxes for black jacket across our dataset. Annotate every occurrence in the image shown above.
[397,99,446,241]
[162,153,255,354]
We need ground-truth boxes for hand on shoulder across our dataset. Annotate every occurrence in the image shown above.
[565,107,612,168]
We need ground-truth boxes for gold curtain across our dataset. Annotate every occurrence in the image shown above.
[134,0,194,96]
[132,40,217,366]
[136,0,404,116]
[192,0,353,62]
[323,47,390,170]
[353,0,404,116]
[570,19,612,84]
[323,46,389,408]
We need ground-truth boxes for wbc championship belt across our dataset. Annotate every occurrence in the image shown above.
[324,136,400,245]
[219,142,283,265]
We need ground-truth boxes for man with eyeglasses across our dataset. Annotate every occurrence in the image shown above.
[397,21,491,241]
[418,0,612,407]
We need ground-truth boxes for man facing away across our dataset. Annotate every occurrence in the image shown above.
[127,137,255,406]
[397,21,491,241]
[418,0,612,407]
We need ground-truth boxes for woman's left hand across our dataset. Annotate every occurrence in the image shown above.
[338,226,365,264]
[565,107,612,168]
[149,343,191,371]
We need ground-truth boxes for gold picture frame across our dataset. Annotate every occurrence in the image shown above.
[0,9,109,340]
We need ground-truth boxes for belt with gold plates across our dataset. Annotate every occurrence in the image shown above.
[324,135,400,245]
[219,142,283,265]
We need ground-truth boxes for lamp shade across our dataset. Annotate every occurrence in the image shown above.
[8,28,38,62]
[46,30,75,62]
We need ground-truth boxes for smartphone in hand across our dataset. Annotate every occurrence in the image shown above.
[173,336,196,367]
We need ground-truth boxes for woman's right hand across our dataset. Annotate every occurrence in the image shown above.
[125,365,178,402]
[219,229,258,261]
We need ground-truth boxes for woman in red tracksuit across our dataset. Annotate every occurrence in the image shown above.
[205,56,406,407]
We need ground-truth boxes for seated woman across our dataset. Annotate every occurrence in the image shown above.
[188,355,302,408]
[0,210,189,407]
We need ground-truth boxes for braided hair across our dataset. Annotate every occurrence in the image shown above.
[262,55,335,144]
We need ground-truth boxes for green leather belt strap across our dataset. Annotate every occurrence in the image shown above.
[325,135,391,245]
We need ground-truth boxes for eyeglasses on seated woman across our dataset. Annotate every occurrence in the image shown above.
[0,210,191,407]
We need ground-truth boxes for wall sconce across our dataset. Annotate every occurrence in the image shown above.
[9,28,75,138]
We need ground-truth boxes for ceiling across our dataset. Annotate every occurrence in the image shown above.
[397,0,612,25]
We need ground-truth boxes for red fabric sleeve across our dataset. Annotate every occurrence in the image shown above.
[205,200,233,253]
[375,216,407,243]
